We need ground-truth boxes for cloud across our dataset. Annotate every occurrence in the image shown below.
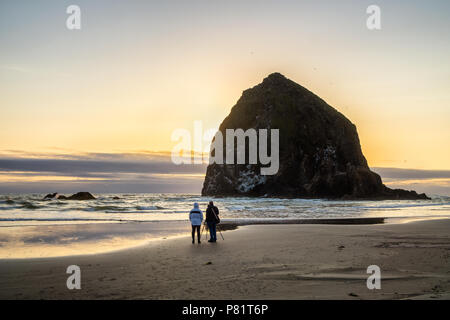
[0,65,30,74]
[371,167,450,179]
[0,151,207,193]
[372,167,450,196]
[0,154,448,195]
[0,152,207,175]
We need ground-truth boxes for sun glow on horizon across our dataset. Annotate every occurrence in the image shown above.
[1,0,449,176]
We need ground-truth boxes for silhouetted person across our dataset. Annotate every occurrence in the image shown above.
[189,202,203,244]
[205,201,220,242]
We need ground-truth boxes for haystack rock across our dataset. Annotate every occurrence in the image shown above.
[202,73,429,200]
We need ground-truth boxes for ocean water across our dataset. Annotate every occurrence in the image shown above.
[1,193,449,226]
[1,193,449,258]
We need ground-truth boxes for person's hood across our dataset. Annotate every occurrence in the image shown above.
[193,202,199,209]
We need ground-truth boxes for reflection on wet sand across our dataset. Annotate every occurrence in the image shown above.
[0,218,390,259]
[0,221,189,259]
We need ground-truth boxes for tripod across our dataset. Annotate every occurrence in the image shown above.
[200,224,208,240]
[201,223,224,241]
[216,224,224,240]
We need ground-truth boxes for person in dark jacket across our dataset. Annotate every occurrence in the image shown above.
[205,201,219,242]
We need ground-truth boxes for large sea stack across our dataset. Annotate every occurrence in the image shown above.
[202,73,429,200]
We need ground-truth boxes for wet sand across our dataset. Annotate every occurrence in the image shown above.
[0,218,449,299]
[0,218,383,259]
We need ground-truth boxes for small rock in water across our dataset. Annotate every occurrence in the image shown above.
[43,193,58,200]
[42,192,95,200]
[66,192,96,200]
[205,261,213,265]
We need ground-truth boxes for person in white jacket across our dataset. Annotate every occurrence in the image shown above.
[189,202,203,244]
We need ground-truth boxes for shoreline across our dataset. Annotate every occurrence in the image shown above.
[0,218,449,299]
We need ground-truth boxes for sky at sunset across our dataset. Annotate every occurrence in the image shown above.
[1,0,449,194]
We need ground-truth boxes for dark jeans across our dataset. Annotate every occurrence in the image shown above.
[191,225,200,242]
[207,222,217,241]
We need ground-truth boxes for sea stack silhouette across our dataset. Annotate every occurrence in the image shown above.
[202,73,429,200]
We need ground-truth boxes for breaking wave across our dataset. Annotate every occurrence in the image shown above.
[0,193,448,226]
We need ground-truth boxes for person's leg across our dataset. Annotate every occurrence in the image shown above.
[211,223,217,241]
[196,225,201,243]
[207,222,213,241]
[191,225,195,243]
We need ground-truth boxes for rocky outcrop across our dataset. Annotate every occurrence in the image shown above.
[43,192,96,200]
[43,193,60,200]
[202,73,429,200]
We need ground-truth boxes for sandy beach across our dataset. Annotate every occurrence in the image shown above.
[0,218,449,300]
